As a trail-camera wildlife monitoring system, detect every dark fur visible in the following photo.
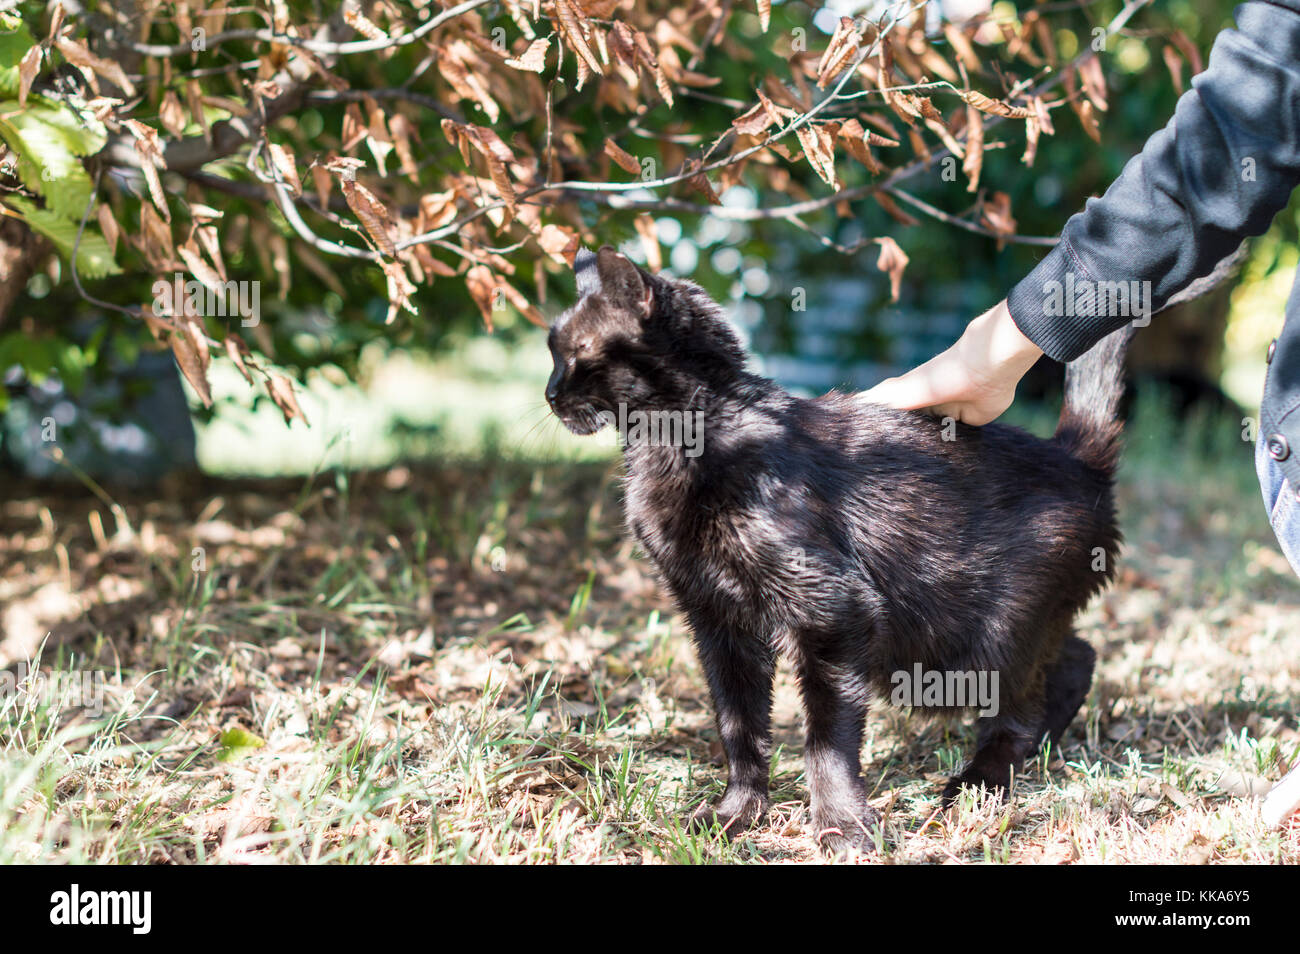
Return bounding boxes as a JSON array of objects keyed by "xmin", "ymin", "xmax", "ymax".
[{"xmin": 546, "ymin": 247, "xmax": 1129, "ymax": 852}]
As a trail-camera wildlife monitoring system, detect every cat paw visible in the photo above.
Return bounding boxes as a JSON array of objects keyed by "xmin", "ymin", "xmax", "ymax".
[
  {"xmin": 812, "ymin": 803, "xmax": 881, "ymax": 857},
  {"xmin": 688, "ymin": 790, "xmax": 769, "ymax": 838}
]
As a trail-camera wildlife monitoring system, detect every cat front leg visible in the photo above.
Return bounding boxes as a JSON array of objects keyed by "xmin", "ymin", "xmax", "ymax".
[
  {"xmin": 795, "ymin": 655, "xmax": 880, "ymax": 855},
  {"xmin": 688, "ymin": 629, "xmax": 775, "ymax": 837}
]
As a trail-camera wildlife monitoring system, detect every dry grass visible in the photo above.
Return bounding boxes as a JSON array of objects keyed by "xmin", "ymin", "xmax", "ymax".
[{"xmin": 1, "ymin": 397, "xmax": 1298, "ymax": 864}]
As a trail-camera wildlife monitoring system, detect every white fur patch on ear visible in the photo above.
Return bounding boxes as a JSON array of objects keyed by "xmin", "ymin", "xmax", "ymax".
[{"xmin": 574, "ymin": 246, "xmax": 600, "ymax": 296}]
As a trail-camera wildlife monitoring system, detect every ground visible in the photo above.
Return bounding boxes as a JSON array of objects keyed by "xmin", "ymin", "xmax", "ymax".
[{"xmin": 1, "ymin": 395, "xmax": 1298, "ymax": 864}]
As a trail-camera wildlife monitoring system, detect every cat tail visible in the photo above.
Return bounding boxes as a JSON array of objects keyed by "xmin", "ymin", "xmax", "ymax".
[{"xmin": 1053, "ymin": 322, "xmax": 1136, "ymax": 474}]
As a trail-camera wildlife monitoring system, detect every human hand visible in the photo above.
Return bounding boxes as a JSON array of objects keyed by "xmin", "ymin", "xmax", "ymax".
[{"xmin": 859, "ymin": 300, "xmax": 1043, "ymax": 426}]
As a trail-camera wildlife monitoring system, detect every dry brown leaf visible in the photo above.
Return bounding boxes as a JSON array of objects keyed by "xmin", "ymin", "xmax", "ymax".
[
  {"xmin": 555, "ymin": 0, "xmax": 603, "ymax": 75},
  {"xmin": 56, "ymin": 35, "xmax": 136, "ymax": 96},
  {"xmin": 224, "ymin": 334, "xmax": 255, "ymax": 385},
  {"xmin": 382, "ymin": 260, "xmax": 418, "ymax": 324},
  {"xmin": 816, "ymin": 17, "xmax": 860, "ymax": 88},
  {"xmin": 1078, "ymin": 55, "xmax": 1108, "ymax": 113},
  {"xmin": 1169, "ymin": 29, "xmax": 1203, "ymax": 75},
  {"xmin": 924, "ymin": 117, "xmax": 965, "ymax": 160},
  {"xmin": 419, "ymin": 191, "xmax": 459, "ymax": 231},
  {"xmin": 732, "ymin": 100, "xmax": 778, "ymax": 137},
  {"xmin": 342, "ymin": 179, "xmax": 397, "ymax": 257},
  {"xmin": 464, "ymin": 264, "xmax": 499, "ymax": 330},
  {"xmin": 1075, "ymin": 98, "xmax": 1101, "ymax": 143},
  {"xmin": 757, "ymin": 0, "xmax": 771, "ymax": 32},
  {"xmin": 159, "ymin": 90, "xmax": 187, "ymax": 138},
  {"xmin": 185, "ymin": 79, "xmax": 210, "ymax": 143},
  {"xmin": 538, "ymin": 223, "xmax": 579, "ymax": 265},
  {"xmin": 838, "ymin": 119, "xmax": 882, "ymax": 174},
  {"xmin": 942, "ymin": 23, "xmax": 980, "ymax": 72},
  {"xmin": 505, "ymin": 37, "xmax": 550, "ymax": 72},
  {"xmin": 442, "ymin": 122, "xmax": 517, "ymax": 213},
  {"xmin": 124, "ymin": 120, "xmax": 170, "ymax": 221},
  {"xmin": 266, "ymin": 373, "xmax": 307, "ymax": 425},
  {"xmin": 652, "ymin": 62, "xmax": 674, "ymax": 107},
  {"xmin": 962, "ymin": 106, "xmax": 983, "ymax": 193},
  {"xmin": 343, "ymin": 6, "xmax": 388, "ymax": 41},
  {"xmin": 365, "ymin": 102, "xmax": 394, "ymax": 176},
  {"xmin": 1163, "ymin": 45, "xmax": 1185, "ymax": 97},
  {"xmin": 473, "ymin": 128, "xmax": 517, "ymax": 214},
  {"xmin": 96, "ymin": 203, "xmax": 120, "ymax": 257},
  {"xmin": 388, "ymin": 114, "xmax": 419, "ymax": 181},
  {"xmin": 311, "ymin": 163, "xmax": 333, "ymax": 210},
  {"xmin": 633, "ymin": 214, "xmax": 661, "ymax": 272},
  {"xmin": 861, "ymin": 112, "xmax": 901, "ymax": 143},
  {"xmin": 342, "ymin": 104, "xmax": 367, "ymax": 151},
  {"xmin": 1031, "ymin": 96, "xmax": 1055, "ymax": 136},
  {"xmin": 18, "ymin": 46, "xmax": 40, "ymax": 108},
  {"xmin": 1022, "ymin": 114, "xmax": 1040, "ymax": 167},
  {"xmin": 139, "ymin": 203, "xmax": 175, "ymax": 267},
  {"xmin": 794, "ymin": 123, "xmax": 839, "ymax": 188},
  {"xmin": 684, "ymin": 161, "xmax": 720, "ymax": 205},
  {"xmin": 960, "ymin": 89, "xmax": 1032, "ymax": 119},
  {"xmin": 267, "ymin": 143, "xmax": 302, "ymax": 197},
  {"xmin": 170, "ymin": 315, "xmax": 212, "ymax": 408},
  {"xmin": 907, "ymin": 127, "xmax": 930, "ymax": 166},
  {"xmin": 1033, "ymin": 15, "xmax": 1058, "ymax": 68},
  {"xmin": 874, "ymin": 237, "xmax": 908, "ymax": 302},
  {"xmin": 604, "ymin": 138, "xmax": 642, "ymax": 176},
  {"xmin": 498, "ymin": 279, "xmax": 546, "ymax": 328},
  {"xmin": 177, "ymin": 240, "xmax": 225, "ymax": 298},
  {"xmin": 193, "ymin": 222, "xmax": 227, "ymax": 282},
  {"xmin": 47, "ymin": 2, "xmax": 65, "ymax": 46},
  {"xmin": 980, "ymin": 191, "xmax": 1017, "ymax": 247}
]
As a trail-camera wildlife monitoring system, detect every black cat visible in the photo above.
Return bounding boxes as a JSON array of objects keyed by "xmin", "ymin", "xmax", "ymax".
[{"xmin": 545, "ymin": 246, "xmax": 1128, "ymax": 853}]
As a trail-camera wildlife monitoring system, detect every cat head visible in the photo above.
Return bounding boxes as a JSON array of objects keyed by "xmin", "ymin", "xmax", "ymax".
[{"xmin": 545, "ymin": 245, "xmax": 747, "ymax": 435}]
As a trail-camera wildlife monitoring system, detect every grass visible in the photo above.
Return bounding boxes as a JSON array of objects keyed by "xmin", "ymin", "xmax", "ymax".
[{"xmin": 1, "ymin": 389, "xmax": 1298, "ymax": 864}]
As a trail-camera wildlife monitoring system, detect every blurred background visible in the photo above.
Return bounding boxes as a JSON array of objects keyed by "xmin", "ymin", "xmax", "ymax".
[{"xmin": 0, "ymin": 0, "xmax": 1284, "ymax": 481}]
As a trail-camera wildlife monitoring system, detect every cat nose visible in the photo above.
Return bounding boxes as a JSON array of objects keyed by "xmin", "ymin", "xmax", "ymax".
[{"xmin": 545, "ymin": 366, "xmax": 562, "ymax": 402}]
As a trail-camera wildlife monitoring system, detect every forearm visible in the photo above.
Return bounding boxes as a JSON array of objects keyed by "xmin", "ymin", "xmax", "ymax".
[{"xmin": 1008, "ymin": 0, "xmax": 1300, "ymax": 361}]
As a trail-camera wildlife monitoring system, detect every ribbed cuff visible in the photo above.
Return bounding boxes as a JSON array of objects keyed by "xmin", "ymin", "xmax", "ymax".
[{"xmin": 1006, "ymin": 238, "xmax": 1109, "ymax": 363}]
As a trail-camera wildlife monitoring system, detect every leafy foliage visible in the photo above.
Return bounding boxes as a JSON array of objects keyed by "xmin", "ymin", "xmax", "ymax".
[{"xmin": 0, "ymin": 0, "xmax": 1222, "ymax": 421}]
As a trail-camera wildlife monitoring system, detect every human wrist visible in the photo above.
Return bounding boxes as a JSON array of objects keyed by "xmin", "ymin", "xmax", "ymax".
[{"xmin": 963, "ymin": 299, "xmax": 1043, "ymax": 382}]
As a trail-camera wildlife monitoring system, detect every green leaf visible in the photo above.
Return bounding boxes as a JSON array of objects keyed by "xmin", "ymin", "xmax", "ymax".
[
  {"xmin": 2, "ymin": 196, "xmax": 122, "ymax": 278},
  {"xmin": 20, "ymin": 98, "xmax": 109, "ymax": 156},
  {"xmin": 0, "ymin": 20, "xmax": 34, "ymax": 96},
  {"xmin": 216, "ymin": 727, "xmax": 266, "ymax": 762},
  {"xmin": 0, "ymin": 331, "xmax": 56, "ymax": 384},
  {"xmin": 0, "ymin": 99, "xmax": 106, "ymax": 220}
]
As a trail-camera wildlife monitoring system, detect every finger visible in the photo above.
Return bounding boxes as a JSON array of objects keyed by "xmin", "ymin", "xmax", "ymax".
[
  {"xmin": 860, "ymin": 366, "xmax": 947, "ymax": 411},
  {"xmin": 929, "ymin": 402, "xmax": 1001, "ymax": 426}
]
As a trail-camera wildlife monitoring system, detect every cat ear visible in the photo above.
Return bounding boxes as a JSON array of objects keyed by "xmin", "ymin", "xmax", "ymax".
[
  {"xmin": 595, "ymin": 246, "xmax": 653, "ymax": 316},
  {"xmin": 574, "ymin": 246, "xmax": 600, "ymax": 297}
]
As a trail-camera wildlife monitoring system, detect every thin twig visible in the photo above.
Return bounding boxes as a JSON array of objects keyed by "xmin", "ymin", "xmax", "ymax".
[{"xmin": 884, "ymin": 186, "xmax": 1059, "ymax": 246}]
